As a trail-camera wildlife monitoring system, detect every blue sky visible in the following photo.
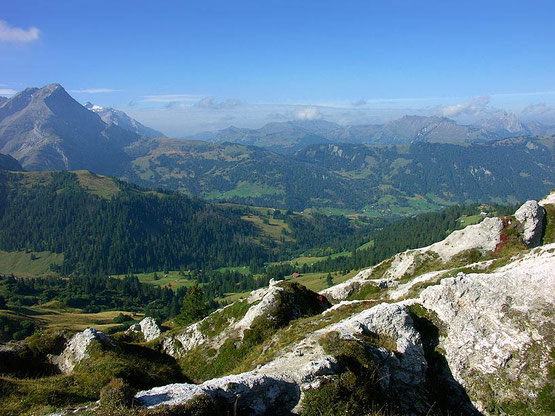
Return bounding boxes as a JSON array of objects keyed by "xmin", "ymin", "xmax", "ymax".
[{"xmin": 1, "ymin": 0, "xmax": 555, "ymax": 134}]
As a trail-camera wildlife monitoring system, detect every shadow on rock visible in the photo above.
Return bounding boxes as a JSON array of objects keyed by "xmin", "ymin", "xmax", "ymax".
[{"xmin": 409, "ymin": 311, "xmax": 483, "ymax": 416}]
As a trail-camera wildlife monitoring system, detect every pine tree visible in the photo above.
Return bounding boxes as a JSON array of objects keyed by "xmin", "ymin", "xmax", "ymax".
[{"xmin": 174, "ymin": 284, "xmax": 210, "ymax": 326}]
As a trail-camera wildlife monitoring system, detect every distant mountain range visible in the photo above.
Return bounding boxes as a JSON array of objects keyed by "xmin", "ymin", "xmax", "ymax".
[
  {"xmin": 194, "ymin": 114, "xmax": 555, "ymax": 153},
  {"xmin": 84, "ymin": 102, "xmax": 165, "ymax": 138},
  {"xmin": 1, "ymin": 84, "xmax": 554, "ymax": 215},
  {"xmin": 471, "ymin": 111, "xmax": 555, "ymax": 138}
]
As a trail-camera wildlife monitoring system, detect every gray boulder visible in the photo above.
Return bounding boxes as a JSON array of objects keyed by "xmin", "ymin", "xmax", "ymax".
[
  {"xmin": 127, "ymin": 317, "xmax": 162, "ymax": 342},
  {"xmin": 137, "ymin": 373, "xmax": 300, "ymax": 415},
  {"xmin": 51, "ymin": 328, "xmax": 114, "ymax": 374},
  {"xmin": 514, "ymin": 200, "xmax": 545, "ymax": 247}
]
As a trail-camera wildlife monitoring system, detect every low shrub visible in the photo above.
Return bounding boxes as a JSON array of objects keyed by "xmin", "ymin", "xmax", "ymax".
[
  {"xmin": 113, "ymin": 313, "xmax": 135, "ymax": 324},
  {"xmin": 301, "ymin": 331, "xmax": 387, "ymax": 416},
  {"xmin": 72, "ymin": 341, "xmax": 186, "ymax": 395},
  {"xmin": 99, "ymin": 378, "xmax": 136, "ymax": 409}
]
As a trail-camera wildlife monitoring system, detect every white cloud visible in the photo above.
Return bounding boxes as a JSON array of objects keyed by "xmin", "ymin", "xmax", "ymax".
[
  {"xmin": 519, "ymin": 103, "xmax": 555, "ymax": 124},
  {"xmin": 352, "ymin": 99, "xmax": 367, "ymax": 107},
  {"xmin": 295, "ymin": 106, "xmax": 322, "ymax": 120},
  {"xmin": 70, "ymin": 88, "xmax": 118, "ymax": 93},
  {"xmin": 521, "ymin": 102, "xmax": 551, "ymax": 116},
  {"xmin": 440, "ymin": 96, "xmax": 490, "ymax": 117},
  {"xmin": 195, "ymin": 96, "xmax": 241, "ymax": 109},
  {"xmin": 0, "ymin": 20, "xmax": 40, "ymax": 43},
  {"xmin": 0, "ymin": 88, "xmax": 17, "ymax": 95},
  {"xmin": 492, "ymin": 90, "xmax": 555, "ymax": 98},
  {"xmin": 142, "ymin": 94, "xmax": 205, "ymax": 103}
]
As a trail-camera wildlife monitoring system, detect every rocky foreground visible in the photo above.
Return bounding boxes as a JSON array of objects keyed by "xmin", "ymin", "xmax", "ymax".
[{"xmin": 25, "ymin": 192, "xmax": 555, "ymax": 415}]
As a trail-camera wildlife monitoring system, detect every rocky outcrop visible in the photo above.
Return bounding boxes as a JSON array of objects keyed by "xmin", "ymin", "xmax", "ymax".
[
  {"xmin": 162, "ymin": 280, "xmax": 330, "ymax": 358},
  {"xmin": 539, "ymin": 190, "xmax": 555, "ymax": 207},
  {"xmin": 50, "ymin": 328, "xmax": 114, "ymax": 374},
  {"xmin": 515, "ymin": 200, "xmax": 545, "ymax": 247},
  {"xmin": 138, "ymin": 302, "xmax": 428, "ymax": 415},
  {"xmin": 146, "ymin": 243, "xmax": 554, "ymax": 415},
  {"xmin": 321, "ymin": 216, "xmax": 504, "ymax": 301},
  {"xmin": 415, "ymin": 243, "xmax": 555, "ymax": 414},
  {"xmin": 126, "ymin": 317, "xmax": 162, "ymax": 342},
  {"xmin": 137, "ymin": 374, "xmax": 301, "ymax": 415},
  {"xmin": 161, "ymin": 319, "xmax": 209, "ymax": 357},
  {"xmin": 427, "ymin": 217, "xmax": 504, "ymax": 261}
]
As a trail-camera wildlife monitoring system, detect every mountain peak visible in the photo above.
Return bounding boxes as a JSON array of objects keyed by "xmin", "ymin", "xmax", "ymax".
[
  {"xmin": 43, "ymin": 83, "xmax": 64, "ymax": 91},
  {"xmin": 0, "ymin": 83, "xmax": 140, "ymax": 173},
  {"xmin": 83, "ymin": 101, "xmax": 164, "ymax": 137}
]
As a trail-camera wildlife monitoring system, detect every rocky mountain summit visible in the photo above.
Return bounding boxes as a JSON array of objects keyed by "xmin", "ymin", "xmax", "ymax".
[
  {"xmin": 7, "ymin": 193, "xmax": 555, "ymax": 416},
  {"xmin": 0, "ymin": 84, "xmax": 139, "ymax": 174},
  {"xmin": 201, "ymin": 115, "xmax": 499, "ymax": 153},
  {"xmin": 84, "ymin": 102, "xmax": 165, "ymax": 138}
]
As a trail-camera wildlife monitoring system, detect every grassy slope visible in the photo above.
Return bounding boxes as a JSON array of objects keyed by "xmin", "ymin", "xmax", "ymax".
[
  {"xmin": 1, "ymin": 304, "xmax": 143, "ymax": 333},
  {"xmin": 110, "ymin": 271, "xmax": 199, "ymax": 290},
  {"xmin": 0, "ymin": 250, "xmax": 63, "ymax": 277},
  {"xmin": 73, "ymin": 170, "xmax": 121, "ymax": 199},
  {"xmin": 203, "ymin": 181, "xmax": 283, "ymax": 200}
]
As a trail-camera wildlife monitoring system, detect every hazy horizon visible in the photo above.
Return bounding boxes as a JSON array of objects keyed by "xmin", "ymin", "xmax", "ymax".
[{"xmin": 2, "ymin": 0, "xmax": 555, "ymax": 135}]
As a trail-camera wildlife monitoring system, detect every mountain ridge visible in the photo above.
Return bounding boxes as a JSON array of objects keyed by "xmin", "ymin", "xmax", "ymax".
[
  {"xmin": 1, "ymin": 84, "xmax": 554, "ymax": 214},
  {"xmin": 0, "ymin": 153, "xmax": 23, "ymax": 171},
  {"xmin": 196, "ymin": 113, "xmax": 555, "ymax": 153},
  {"xmin": 84, "ymin": 101, "xmax": 165, "ymax": 138},
  {"xmin": 0, "ymin": 83, "xmax": 138, "ymax": 175}
]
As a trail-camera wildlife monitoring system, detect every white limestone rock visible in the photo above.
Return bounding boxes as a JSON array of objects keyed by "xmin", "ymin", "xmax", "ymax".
[
  {"xmin": 52, "ymin": 328, "xmax": 114, "ymax": 374},
  {"xmin": 137, "ymin": 373, "xmax": 300, "ymax": 414},
  {"xmin": 127, "ymin": 317, "xmax": 162, "ymax": 342},
  {"xmin": 161, "ymin": 320, "xmax": 209, "ymax": 357},
  {"xmin": 427, "ymin": 216, "xmax": 503, "ymax": 262},
  {"xmin": 418, "ymin": 244, "xmax": 555, "ymax": 413},
  {"xmin": 235, "ymin": 284, "xmax": 286, "ymax": 333},
  {"xmin": 539, "ymin": 190, "xmax": 555, "ymax": 207},
  {"xmin": 139, "ymin": 303, "xmax": 427, "ymax": 414},
  {"xmin": 514, "ymin": 200, "xmax": 545, "ymax": 247},
  {"xmin": 321, "ymin": 217, "xmax": 504, "ymax": 302}
]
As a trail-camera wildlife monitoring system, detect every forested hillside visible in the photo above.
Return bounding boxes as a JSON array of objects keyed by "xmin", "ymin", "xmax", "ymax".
[
  {"xmin": 294, "ymin": 138, "xmax": 554, "ymax": 213},
  {"xmin": 0, "ymin": 171, "xmax": 266, "ymax": 275},
  {"xmin": 0, "ymin": 153, "xmax": 23, "ymax": 171},
  {"xmin": 0, "ymin": 170, "xmax": 387, "ymax": 278},
  {"xmin": 123, "ymin": 136, "xmax": 554, "ymax": 214},
  {"xmin": 122, "ymin": 138, "xmax": 373, "ymax": 211}
]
